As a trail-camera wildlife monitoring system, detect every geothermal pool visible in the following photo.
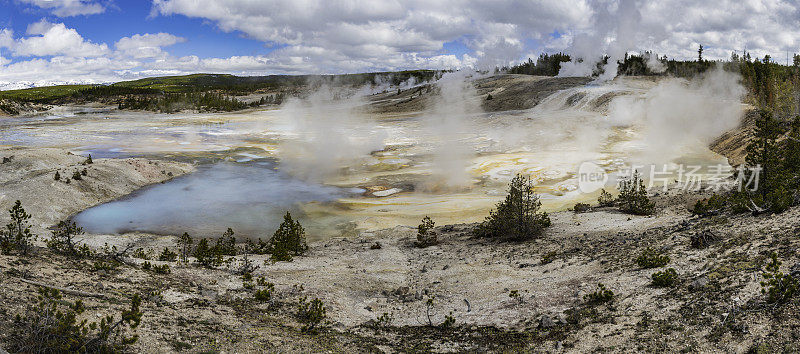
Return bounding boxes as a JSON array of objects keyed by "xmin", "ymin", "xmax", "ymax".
[{"xmin": 0, "ymin": 74, "xmax": 740, "ymax": 240}]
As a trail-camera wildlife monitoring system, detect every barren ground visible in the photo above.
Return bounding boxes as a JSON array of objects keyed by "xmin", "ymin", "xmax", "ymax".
[{"xmin": 1, "ymin": 147, "xmax": 800, "ymax": 353}]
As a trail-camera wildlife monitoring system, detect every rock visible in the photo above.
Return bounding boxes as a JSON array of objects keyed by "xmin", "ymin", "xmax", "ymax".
[
  {"xmin": 95, "ymin": 281, "xmax": 104, "ymax": 290},
  {"xmin": 394, "ymin": 286, "xmax": 410, "ymax": 296},
  {"xmin": 689, "ymin": 275, "xmax": 708, "ymax": 291},
  {"xmin": 539, "ymin": 315, "xmax": 556, "ymax": 329}
]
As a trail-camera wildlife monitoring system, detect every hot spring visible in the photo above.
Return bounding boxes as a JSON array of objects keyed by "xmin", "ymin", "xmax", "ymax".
[{"xmin": 1, "ymin": 72, "xmax": 743, "ymax": 239}]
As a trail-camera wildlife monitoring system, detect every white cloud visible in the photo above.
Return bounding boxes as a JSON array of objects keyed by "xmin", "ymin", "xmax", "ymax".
[
  {"xmin": 13, "ymin": 20, "xmax": 109, "ymax": 57},
  {"xmin": 115, "ymin": 33, "xmax": 186, "ymax": 58},
  {"xmin": 4, "ymin": 0, "xmax": 800, "ymax": 89},
  {"xmin": 0, "ymin": 29, "xmax": 13, "ymax": 49},
  {"xmin": 19, "ymin": 0, "xmax": 105, "ymax": 17}
]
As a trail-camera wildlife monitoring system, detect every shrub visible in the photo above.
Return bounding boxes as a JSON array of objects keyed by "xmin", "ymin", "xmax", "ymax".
[
  {"xmin": 597, "ymin": 189, "xmax": 615, "ymax": 207},
  {"xmin": 132, "ymin": 248, "xmax": 151, "ymax": 260},
  {"xmin": 1, "ymin": 200, "xmax": 36, "ymax": 255},
  {"xmin": 617, "ymin": 170, "xmax": 654, "ymax": 215},
  {"xmin": 760, "ymin": 252, "xmax": 798, "ymax": 304},
  {"xmin": 584, "ymin": 283, "xmax": 614, "ymax": 304},
  {"xmin": 84, "ymin": 154, "xmax": 93, "ymax": 165},
  {"xmin": 47, "ymin": 220, "xmax": 91, "ymax": 258},
  {"xmin": 269, "ymin": 212, "xmax": 308, "ymax": 262},
  {"xmin": 8, "ymin": 288, "xmax": 142, "ymax": 353},
  {"xmin": 72, "ymin": 170, "xmax": 82, "ymax": 181},
  {"xmin": 690, "ymin": 194, "xmax": 727, "ymax": 217},
  {"xmin": 651, "ymin": 268, "xmax": 678, "ymax": 287},
  {"xmin": 254, "ymin": 282, "xmax": 275, "ymax": 302},
  {"xmin": 158, "ymin": 247, "xmax": 178, "ymax": 262},
  {"xmin": 415, "ymin": 215, "xmax": 437, "ymax": 247},
  {"xmin": 541, "ymin": 251, "xmax": 558, "ymax": 265},
  {"xmin": 635, "ymin": 247, "xmax": 670, "ymax": 268},
  {"xmin": 142, "ymin": 261, "xmax": 171, "ymax": 274},
  {"xmin": 573, "ymin": 202, "xmax": 591, "ymax": 213},
  {"xmin": 474, "ymin": 174, "xmax": 551, "ymax": 241},
  {"xmin": 297, "ymin": 296, "xmax": 327, "ymax": 333},
  {"xmin": 441, "ymin": 312, "xmax": 456, "ymax": 329},
  {"xmin": 54, "ymin": 171, "xmax": 60, "ymax": 181},
  {"xmin": 193, "ymin": 238, "xmax": 223, "ymax": 268},
  {"xmin": 93, "ymin": 259, "xmax": 120, "ymax": 272},
  {"xmin": 374, "ymin": 312, "xmax": 394, "ymax": 327}
]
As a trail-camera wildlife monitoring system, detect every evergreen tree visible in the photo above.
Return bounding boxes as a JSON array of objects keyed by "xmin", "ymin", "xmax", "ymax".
[
  {"xmin": 617, "ymin": 170, "xmax": 655, "ymax": 215},
  {"xmin": 268, "ymin": 212, "xmax": 308, "ymax": 262},
  {"xmin": 1, "ymin": 200, "xmax": 36, "ymax": 255},
  {"xmin": 474, "ymin": 174, "xmax": 551, "ymax": 241}
]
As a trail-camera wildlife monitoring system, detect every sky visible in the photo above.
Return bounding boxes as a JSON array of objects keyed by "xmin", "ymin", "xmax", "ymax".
[{"xmin": 0, "ymin": 0, "xmax": 799, "ymax": 89}]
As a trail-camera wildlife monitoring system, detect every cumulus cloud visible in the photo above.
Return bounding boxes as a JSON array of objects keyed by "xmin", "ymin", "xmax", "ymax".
[
  {"xmin": 3, "ymin": 0, "xmax": 800, "ymax": 88},
  {"xmin": 13, "ymin": 20, "xmax": 109, "ymax": 57},
  {"xmin": 115, "ymin": 33, "xmax": 186, "ymax": 58},
  {"xmin": 19, "ymin": 0, "xmax": 105, "ymax": 17}
]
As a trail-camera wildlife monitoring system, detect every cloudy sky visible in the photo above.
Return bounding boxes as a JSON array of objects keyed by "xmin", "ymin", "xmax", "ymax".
[{"xmin": 0, "ymin": 0, "xmax": 798, "ymax": 89}]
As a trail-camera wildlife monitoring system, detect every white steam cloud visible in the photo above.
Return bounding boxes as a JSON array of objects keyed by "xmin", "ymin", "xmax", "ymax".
[
  {"xmin": 607, "ymin": 65, "xmax": 745, "ymax": 163},
  {"xmin": 275, "ymin": 86, "xmax": 387, "ymax": 181}
]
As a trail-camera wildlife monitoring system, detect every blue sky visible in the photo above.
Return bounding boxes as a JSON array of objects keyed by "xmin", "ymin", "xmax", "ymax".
[
  {"xmin": 0, "ymin": 0, "xmax": 798, "ymax": 89},
  {"xmin": 1, "ymin": 1, "xmax": 279, "ymax": 59}
]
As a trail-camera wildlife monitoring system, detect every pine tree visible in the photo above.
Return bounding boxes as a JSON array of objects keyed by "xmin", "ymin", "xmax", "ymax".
[
  {"xmin": 617, "ymin": 170, "xmax": 655, "ymax": 215},
  {"xmin": 474, "ymin": 174, "xmax": 551, "ymax": 241},
  {"xmin": 268, "ymin": 212, "xmax": 308, "ymax": 262},
  {"xmin": 742, "ymin": 110, "xmax": 793, "ymax": 212},
  {"xmin": 1, "ymin": 200, "xmax": 36, "ymax": 255},
  {"xmin": 178, "ymin": 232, "xmax": 193, "ymax": 263}
]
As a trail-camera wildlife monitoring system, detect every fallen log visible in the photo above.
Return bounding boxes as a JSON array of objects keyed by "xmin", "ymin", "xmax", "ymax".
[{"xmin": 16, "ymin": 277, "xmax": 106, "ymax": 299}]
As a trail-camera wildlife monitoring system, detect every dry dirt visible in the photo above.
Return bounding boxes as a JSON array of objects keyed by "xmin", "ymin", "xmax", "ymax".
[{"xmin": 1, "ymin": 146, "xmax": 800, "ymax": 352}]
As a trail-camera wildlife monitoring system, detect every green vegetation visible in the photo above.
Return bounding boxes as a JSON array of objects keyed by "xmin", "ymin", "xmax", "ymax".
[
  {"xmin": 118, "ymin": 92, "xmax": 250, "ymax": 113},
  {"xmin": 254, "ymin": 280, "xmax": 275, "ymax": 302},
  {"xmin": 734, "ymin": 111, "xmax": 798, "ymax": 213},
  {"xmin": 541, "ymin": 251, "xmax": 558, "ymax": 265},
  {"xmin": 8, "ymin": 288, "xmax": 142, "ymax": 353},
  {"xmin": 1, "ymin": 200, "xmax": 36, "ymax": 255},
  {"xmin": 760, "ymin": 252, "xmax": 798, "ymax": 304},
  {"xmin": 141, "ymin": 261, "xmax": 171, "ymax": 274},
  {"xmin": 617, "ymin": 170, "xmax": 655, "ymax": 215},
  {"xmin": 474, "ymin": 174, "xmax": 551, "ymax": 241},
  {"xmin": 635, "ymin": 247, "xmax": 670, "ymax": 269},
  {"xmin": 193, "ymin": 238, "xmax": 224, "ymax": 268},
  {"xmin": 47, "ymin": 220, "xmax": 92, "ymax": 258},
  {"xmin": 690, "ymin": 194, "xmax": 727, "ymax": 217},
  {"xmin": 573, "ymin": 202, "xmax": 591, "ymax": 213},
  {"xmin": 268, "ymin": 212, "xmax": 308, "ymax": 262},
  {"xmin": 178, "ymin": 232, "xmax": 193, "ymax": 263},
  {"xmin": 441, "ymin": 312, "xmax": 456, "ymax": 329},
  {"xmin": 584, "ymin": 283, "xmax": 614, "ymax": 304},
  {"xmin": 158, "ymin": 247, "xmax": 178, "ymax": 262},
  {"xmin": 506, "ymin": 53, "xmax": 571, "ymax": 76},
  {"xmin": 296, "ymin": 296, "xmax": 327, "ymax": 333},
  {"xmin": 415, "ymin": 215, "xmax": 438, "ymax": 247},
  {"xmin": 597, "ymin": 189, "xmax": 615, "ymax": 207},
  {"xmin": 651, "ymin": 268, "xmax": 678, "ymax": 287}
]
